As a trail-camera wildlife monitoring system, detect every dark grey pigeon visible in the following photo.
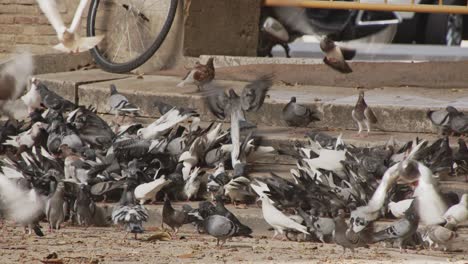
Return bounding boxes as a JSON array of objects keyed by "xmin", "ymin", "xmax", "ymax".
[
  {"xmin": 203, "ymin": 214, "xmax": 251, "ymax": 248},
  {"xmin": 214, "ymin": 195, "xmax": 252, "ymax": 237},
  {"xmin": 320, "ymin": 36, "xmax": 356, "ymax": 74},
  {"xmin": 282, "ymin": 96, "xmax": 320, "ymax": 127},
  {"xmin": 427, "ymin": 108, "xmax": 451, "ymax": 134},
  {"xmin": 162, "ymin": 195, "xmax": 190, "ymax": 237},
  {"xmin": 73, "ymin": 184, "xmax": 96, "ymax": 227},
  {"xmin": 333, "ymin": 209, "xmax": 371, "ymax": 256},
  {"xmin": 352, "ymin": 91, "xmax": 379, "ymax": 136},
  {"xmin": 371, "ymin": 199, "xmax": 420, "ymax": 252},
  {"xmin": 35, "ymin": 80, "xmax": 76, "ymax": 112},
  {"xmin": 446, "ymin": 106, "xmax": 468, "ymax": 135}
]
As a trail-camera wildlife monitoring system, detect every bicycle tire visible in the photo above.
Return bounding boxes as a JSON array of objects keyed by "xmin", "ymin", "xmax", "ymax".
[{"xmin": 86, "ymin": 0, "xmax": 178, "ymax": 73}]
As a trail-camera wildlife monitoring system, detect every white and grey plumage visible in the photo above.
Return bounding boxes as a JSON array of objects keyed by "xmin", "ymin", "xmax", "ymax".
[
  {"xmin": 36, "ymin": 0, "xmax": 104, "ymax": 53},
  {"xmin": 388, "ymin": 199, "xmax": 413, "ymax": 218},
  {"xmin": 134, "ymin": 176, "xmax": 172, "ymax": 205},
  {"xmin": 312, "ymin": 215, "xmax": 335, "ymax": 243},
  {"xmin": 422, "ymin": 225, "xmax": 457, "ymax": 251},
  {"xmin": 183, "ymin": 167, "xmax": 204, "ymax": 201},
  {"xmin": 352, "ymin": 91, "xmax": 379, "ymax": 136},
  {"xmin": 137, "ymin": 108, "xmax": 197, "ymax": 140},
  {"xmin": 320, "ymin": 36, "xmax": 356, "ymax": 74},
  {"xmin": 259, "ymin": 195, "xmax": 309, "ymax": 239},
  {"xmin": 443, "ymin": 193, "xmax": 468, "ymax": 226},
  {"xmin": 282, "ymin": 96, "xmax": 320, "ymax": 127},
  {"xmin": 108, "ymin": 84, "xmax": 140, "ymax": 117}
]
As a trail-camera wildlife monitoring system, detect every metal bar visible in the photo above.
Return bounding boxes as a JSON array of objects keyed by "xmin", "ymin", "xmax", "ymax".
[{"xmin": 264, "ymin": 0, "xmax": 468, "ymax": 14}]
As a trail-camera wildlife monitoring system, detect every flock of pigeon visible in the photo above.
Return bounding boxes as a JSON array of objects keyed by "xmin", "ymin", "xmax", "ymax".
[{"xmin": 0, "ymin": 49, "xmax": 466, "ymax": 256}]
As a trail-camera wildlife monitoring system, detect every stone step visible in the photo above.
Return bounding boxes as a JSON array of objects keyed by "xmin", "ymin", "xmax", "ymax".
[{"xmin": 36, "ymin": 69, "xmax": 468, "ymax": 134}]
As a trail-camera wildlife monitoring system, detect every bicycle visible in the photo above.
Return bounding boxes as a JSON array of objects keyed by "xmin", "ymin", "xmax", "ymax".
[{"xmin": 86, "ymin": 0, "xmax": 179, "ymax": 73}]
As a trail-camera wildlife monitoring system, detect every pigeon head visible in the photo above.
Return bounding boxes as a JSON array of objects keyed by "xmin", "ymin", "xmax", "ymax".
[
  {"xmin": 337, "ymin": 209, "xmax": 346, "ymax": 218},
  {"xmin": 290, "ymin": 97, "xmax": 296, "ymax": 103},
  {"xmin": 397, "ymin": 159, "xmax": 420, "ymax": 184},
  {"xmin": 320, "ymin": 36, "xmax": 335, "ymax": 52},
  {"xmin": 446, "ymin": 106, "xmax": 462, "ymax": 116},
  {"xmin": 228, "ymin": 89, "xmax": 239, "ymax": 99},
  {"xmin": 110, "ymin": 84, "xmax": 118, "ymax": 95}
]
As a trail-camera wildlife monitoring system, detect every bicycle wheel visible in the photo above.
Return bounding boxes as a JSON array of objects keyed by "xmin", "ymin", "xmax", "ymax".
[{"xmin": 87, "ymin": 0, "xmax": 178, "ymax": 73}]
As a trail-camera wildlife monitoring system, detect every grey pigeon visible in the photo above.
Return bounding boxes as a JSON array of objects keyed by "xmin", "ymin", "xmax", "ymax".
[
  {"xmin": 282, "ymin": 96, "xmax": 320, "ymax": 127},
  {"xmin": 35, "ymin": 80, "xmax": 76, "ymax": 112},
  {"xmin": 313, "ymin": 214, "xmax": 335, "ymax": 243},
  {"xmin": 446, "ymin": 106, "xmax": 468, "ymax": 135},
  {"xmin": 372, "ymin": 199, "xmax": 420, "ymax": 252},
  {"xmin": 162, "ymin": 195, "xmax": 191, "ymax": 237},
  {"xmin": 108, "ymin": 84, "xmax": 139, "ymax": 118},
  {"xmin": 214, "ymin": 195, "xmax": 253, "ymax": 237},
  {"xmin": 352, "ymin": 91, "xmax": 379, "ymax": 136},
  {"xmin": 111, "ymin": 181, "xmax": 149, "ymax": 239},
  {"xmin": 45, "ymin": 181, "xmax": 67, "ymax": 231},
  {"xmin": 202, "ymin": 214, "xmax": 251, "ymax": 248},
  {"xmin": 422, "ymin": 225, "xmax": 457, "ymax": 251},
  {"xmin": 320, "ymin": 36, "xmax": 356, "ymax": 74},
  {"xmin": 333, "ymin": 209, "xmax": 371, "ymax": 256},
  {"xmin": 427, "ymin": 108, "xmax": 451, "ymax": 135},
  {"xmin": 73, "ymin": 184, "xmax": 96, "ymax": 227}
]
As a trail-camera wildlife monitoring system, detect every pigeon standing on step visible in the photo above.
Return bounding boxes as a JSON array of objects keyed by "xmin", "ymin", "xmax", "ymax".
[
  {"xmin": 45, "ymin": 181, "xmax": 67, "ymax": 231},
  {"xmin": 443, "ymin": 193, "xmax": 467, "ymax": 227},
  {"xmin": 446, "ymin": 106, "xmax": 468, "ymax": 136},
  {"xmin": 259, "ymin": 194, "xmax": 309, "ymax": 239},
  {"xmin": 108, "ymin": 84, "xmax": 140, "ymax": 122},
  {"xmin": 352, "ymin": 91, "xmax": 379, "ymax": 137},
  {"xmin": 320, "ymin": 36, "xmax": 356, "ymax": 74},
  {"xmin": 202, "ymin": 214, "xmax": 251, "ymax": 248},
  {"xmin": 371, "ymin": 198, "xmax": 420, "ymax": 252},
  {"xmin": 36, "ymin": 0, "xmax": 104, "ymax": 53},
  {"xmin": 427, "ymin": 108, "xmax": 451, "ymax": 135},
  {"xmin": 281, "ymin": 96, "xmax": 320, "ymax": 127},
  {"xmin": 178, "ymin": 58, "xmax": 215, "ymax": 90}
]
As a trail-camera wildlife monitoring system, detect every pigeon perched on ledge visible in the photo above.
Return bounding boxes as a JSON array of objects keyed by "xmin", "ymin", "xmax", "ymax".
[
  {"xmin": 282, "ymin": 96, "xmax": 320, "ymax": 127},
  {"xmin": 178, "ymin": 58, "xmax": 215, "ymax": 90}
]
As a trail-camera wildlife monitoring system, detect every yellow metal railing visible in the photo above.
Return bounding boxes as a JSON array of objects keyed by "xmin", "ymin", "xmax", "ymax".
[{"xmin": 264, "ymin": 0, "xmax": 468, "ymax": 14}]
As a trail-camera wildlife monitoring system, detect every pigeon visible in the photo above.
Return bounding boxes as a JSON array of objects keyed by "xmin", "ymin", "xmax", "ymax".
[
  {"xmin": 111, "ymin": 181, "xmax": 149, "ymax": 240},
  {"xmin": 60, "ymin": 145, "xmax": 90, "ymax": 184},
  {"xmin": 202, "ymin": 214, "xmax": 251, "ymax": 248},
  {"xmin": 453, "ymin": 138, "xmax": 468, "ymax": 180},
  {"xmin": 162, "ymin": 195, "xmax": 191, "ymax": 237},
  {"xmin": 333, "ymin": 209, "xmax": 371, "ymax": 256},
  {"xmin": 446, "ymin": 106, "xmax": 468, "ymax": 135},
  {"xmin": 45, "ymin": 181, "xmax": 67, "ymax": 231},
  {"xmin": 213, "ymin": 195, "xmax": 253, "ymax": 236},
  {"xmin": 153, "ymin": 100, "xmax": 196, "ymax": 116},
  {"xmin": 388, "ymin": 199, "xmax": 413, "ymax": 218},
  {"xmin": 183, "ymin": 167, "xmax": 204, "ymax": 201},
  {"xmin": 371, "ymin": 199, "xmax": 420, "ymax": 252},
  {"xmin": 281, "ymin": 96, "xmax": 320, "ymax": 127},
  {"xmin": 352, "ymin": 91, "xmax": 379, "ymax": 137},
  {"xmin": 0, "ymin": 53, "xmax": 34, "ymax": 117},
  {"xmin": 178, "ymin": 58, "xmax": 215, "ymax": 90},
  {"xmin": 36, "ymin": 0, "xmax": 104, "ymax": 53},
  {"xmin": 320, "ymin": 36, "xmax": 356, "ymax": 74},
  {"xmin": 422, "ymin": 225, "xmax": 457, "ymax": 251},
  {"xmin": 427, "ymin": 108, "xmax": 451, "ymax": 135},
  {"xmin": 134, "ymin": 176, "xmax": 172, "ymax": 205},
  {"xmin": 108, "ymin": 84, "xmax": 140, "ymax": 120},
  {"xmin": 312, "ymin": 214, "xmax": 335, "ymax": 243},
  {"xmin": 137, "ymin": 107, "xmax": 197, "ymax": 139},
  {"xmin": 259, "ymin": 194, "xmax": 309, "ymax": 239},
  {"xmin": 25, "ymin": 79, "xmax": 76, "ymax": 112},
  {"xmin": 443, "ymin": 193, "xmax": 468, "ymax": 227},
  {"xmin": 73, "ymin": 184, "xmax": 96, "ymax": 227}
]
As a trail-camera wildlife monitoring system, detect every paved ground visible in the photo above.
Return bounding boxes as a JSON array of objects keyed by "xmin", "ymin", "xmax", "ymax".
[{"xmin": 1, "ymin": 219, "xmax": 467, "ymax": 264}]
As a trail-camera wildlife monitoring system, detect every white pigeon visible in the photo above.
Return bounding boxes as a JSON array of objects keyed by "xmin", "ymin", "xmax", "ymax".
[
  {"xmin": 443, "ymin": 193, "xmax": 468, "ymax": 225},
  {"xmin": 21, "ymin": 78, "xmax": 43, "ymax": 113},
  {"xmin": 0, "ymin": 175, "xmax": 46, "ymax": 233},
  {"xmin": 36, "ymin": 0, "xmax": 104, "ymax": 53},
  {"xmin": 137, "ymin": 108, "xmax": 195, "ymax": 139},
  {"xmin": 134, "ymin": 177, "xmax": 172, "ymax": 205},
  {"xmin": 388, "ymin": 199, "xmax": 413, "ymax": 218},
  {"xmin": 183, "ymin": 167, "xmax": 203, "ymax": 201},
  {"xmin": 303, "ymin": 148, "xmax": 347, "ymax": 177},
  {"xmin": 259, "ymin": 195, "xmax": 309, "ymax": 239}
]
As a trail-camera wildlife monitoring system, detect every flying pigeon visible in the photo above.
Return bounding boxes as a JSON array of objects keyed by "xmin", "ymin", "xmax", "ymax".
[
  {"xmin": 371, "ymin": 199, "xmax": 420, "ymax": 252},
  {"xmin": 259, "ymin": 194, "xmax": 309, "ymax": 239},
  {"xmin": 36, "ymin": 0, "xmax": 104, "ymax": 53},
  {"xmin": 108, "ymin": 84, "xmax": 140, "ymax": 121},
  {"xmin": 352, "ymin": 91, "xmax": 379, "ymax": 137},
  {"xmin": 320, "ymin": 36, "xmax": 356, "ymax": 74},
  {"xmin": 178, "ymin": 57, "xmax": 215, "ymax": 90},
  {"xmin": 281, "ymin": 96, "xmax": 320, "ymax": 127}
]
